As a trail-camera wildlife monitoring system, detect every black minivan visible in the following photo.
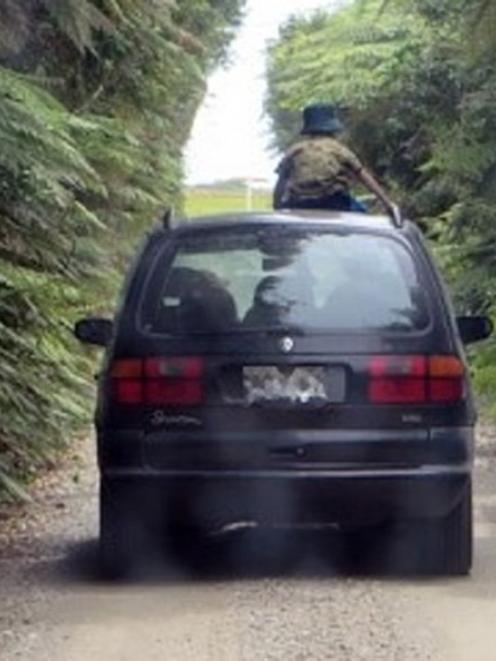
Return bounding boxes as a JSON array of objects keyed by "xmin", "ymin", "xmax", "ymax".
[{"xmin": 75, "ymin": 211, "xmax": 492, "ymax": 576}]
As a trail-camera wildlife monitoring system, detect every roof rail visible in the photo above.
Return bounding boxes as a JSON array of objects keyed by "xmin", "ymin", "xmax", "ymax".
[{"xmin": 390, "ymin": 204, "xmax": 404, "ymax": 229}]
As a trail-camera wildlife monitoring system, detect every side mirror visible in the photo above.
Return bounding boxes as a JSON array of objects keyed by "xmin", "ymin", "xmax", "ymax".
[
  {"xmin": 457, "ymin": 315, "xmax": 493, "ymax": 345},
  {"xmin": 74, "ymin": 318, "xmax": 114, "ymax": 347}
]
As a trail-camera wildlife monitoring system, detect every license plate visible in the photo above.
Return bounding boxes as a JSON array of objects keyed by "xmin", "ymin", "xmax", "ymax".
[{"xmin": 244, "ymin": 366, "xmax": 329, "ymax": 404}]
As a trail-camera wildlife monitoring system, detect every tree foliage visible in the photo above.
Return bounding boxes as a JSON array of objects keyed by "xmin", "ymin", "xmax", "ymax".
[
  {"xmin": 0, "ymin": 0, "xmax": 244, "ymax": 499},
  {"xmin": 266, "ymin": 0, "xmax": 496, "ymax": 410}
]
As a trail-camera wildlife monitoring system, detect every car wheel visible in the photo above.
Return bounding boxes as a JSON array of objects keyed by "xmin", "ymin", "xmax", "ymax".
[
  {"xmin": 395, "ymin": 482, "xmax": 472, "ymax": 576},
  {"xmin": 435, "ymin": 481, "xmax": 472, "ymax": 576},
  {"xmin": 99, "ymin": 480, "xmax": 149, "ymax": 580},
  {"xmin": 341, "ymin": 482, "xmax": 472, "ymax": 576}
]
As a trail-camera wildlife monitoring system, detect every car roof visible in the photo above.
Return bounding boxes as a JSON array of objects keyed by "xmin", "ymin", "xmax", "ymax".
[{"xmin": 149, "ymin": 210, "xmax": 421, "ymax": 243}]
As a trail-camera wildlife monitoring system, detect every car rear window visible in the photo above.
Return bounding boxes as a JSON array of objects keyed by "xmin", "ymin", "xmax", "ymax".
[{"xmin": 141, "ymin": 227, "xmax": 430, "ymax": 335}]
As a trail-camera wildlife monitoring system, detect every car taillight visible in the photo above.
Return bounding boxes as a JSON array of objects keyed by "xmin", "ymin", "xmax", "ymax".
[
  {"xmin": 428, "ymin": 356, "xmax": 464, "ymax": 403},
  {"xmin": 110, "ymin": 357, "xmax": 205, "ymax": 406},
  {"xmin": 368, "ymin": 355, "xmax": 465, "ymax": 404}
]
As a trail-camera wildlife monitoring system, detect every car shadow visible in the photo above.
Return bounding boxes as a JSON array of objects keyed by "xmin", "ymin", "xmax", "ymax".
[{"xmin": 35, "ymin": 526, "xmax": 459, "ymax": 587}]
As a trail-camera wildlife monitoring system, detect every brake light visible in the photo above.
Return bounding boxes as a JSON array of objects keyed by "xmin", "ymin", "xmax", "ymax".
[
  {"xmin": 368, "ymin": 355, "xmax": 465, "ymax": 404},
  {"xmin": 430, "ymin": 379, "xmax": 463, "ymax": 403},
  {"xmin": 145, "ymin": 380, "xmax": 203, "ymax": 406},
  {"xmin": 110, "ymin": 357, "xmax": 205, "ymax": 406},
  {"xmin": 369, "ymin": 378, "xmax": 427, "ymax": 404},
  {"xmin": 114, "ymin": 380, "xmax": 143, "ymax": 404}
]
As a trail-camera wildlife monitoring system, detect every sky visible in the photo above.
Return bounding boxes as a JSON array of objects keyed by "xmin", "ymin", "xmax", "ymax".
[{"xmin": 185, "ymin": 0, "xmax": 344, "ymax": 186}]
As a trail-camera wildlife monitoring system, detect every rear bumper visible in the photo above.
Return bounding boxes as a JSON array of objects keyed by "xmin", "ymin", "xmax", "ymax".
[
  {"xmin": 99, "ymin": 426, "xmax": 473, "ymax": 526},
  {"xmin": 102, "ymin": 466, "xmax": 470, "ymax": 526}
]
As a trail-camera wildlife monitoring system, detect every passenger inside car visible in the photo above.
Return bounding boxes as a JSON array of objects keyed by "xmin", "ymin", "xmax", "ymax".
[
  {"xmin": 243, "ymin": 276, "xmax": 294, "ymax": 328},
  {"xmin": 155, "ymin": 266, "xmax": 239, "ymax": 334},
  {"xmin": 243, "ymin": 274, "xmax": 312, "ymax": 329},
  {"xmin": 149, "ymin": 230, "xmax": 430, "ymax": 336}
]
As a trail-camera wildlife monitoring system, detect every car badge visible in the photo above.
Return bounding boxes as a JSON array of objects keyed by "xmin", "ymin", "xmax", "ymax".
[{"xmin": 280, "ymin": 337, "xmax": 294, "ymax": 353}]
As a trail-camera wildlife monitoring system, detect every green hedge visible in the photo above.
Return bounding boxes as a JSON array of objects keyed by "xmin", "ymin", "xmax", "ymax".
[
  {"xmin": 0, "ymin": 0, "xmax": 245, "ymax": 500},
  {"xmin": 266, "ymin": 0, "xmax": 496, "ymax": 409}
]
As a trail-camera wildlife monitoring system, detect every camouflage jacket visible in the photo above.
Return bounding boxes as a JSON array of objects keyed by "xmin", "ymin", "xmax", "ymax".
[{"xmin": 275, "ymin": 136, "xmax": 363, "ymax": 202}]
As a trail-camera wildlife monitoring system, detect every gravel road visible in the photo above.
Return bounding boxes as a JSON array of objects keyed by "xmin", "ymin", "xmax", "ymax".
[{"xmin": 1, "ymin": 428, "xmax": 496, "ymax": 661}]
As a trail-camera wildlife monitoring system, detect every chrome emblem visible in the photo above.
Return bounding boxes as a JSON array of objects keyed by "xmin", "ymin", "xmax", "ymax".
[
  {"xmin": 150, "ymin": 411, "xmax": 202, "ymax": 428},
  {"xmin": 280, "ymin": 337, "xmax": 294, "ymax": 353}
]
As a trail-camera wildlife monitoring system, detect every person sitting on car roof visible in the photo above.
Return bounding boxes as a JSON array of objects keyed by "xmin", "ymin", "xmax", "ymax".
[{"xmin": 273, "ymin": 103, "xmax": 395, "ymax": 216}]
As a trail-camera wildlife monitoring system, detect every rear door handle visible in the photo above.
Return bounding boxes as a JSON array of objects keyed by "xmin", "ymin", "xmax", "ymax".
[{"xmin": 269, "ymin": 446, "xmax": 307, "ymax": 459}]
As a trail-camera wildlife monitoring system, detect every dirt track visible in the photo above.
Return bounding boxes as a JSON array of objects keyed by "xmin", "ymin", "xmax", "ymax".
[{"xmin": 1, "ymin": 427, "xmax": 496, "ymax": 661}]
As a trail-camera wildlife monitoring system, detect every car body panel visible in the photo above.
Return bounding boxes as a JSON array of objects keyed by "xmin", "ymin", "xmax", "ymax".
[{"xmin": 94, "ymin": 212, "xmax": 476, "ymax": 529}]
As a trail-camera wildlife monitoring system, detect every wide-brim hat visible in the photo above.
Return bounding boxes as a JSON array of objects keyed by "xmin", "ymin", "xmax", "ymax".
[{"xmin": 301, "ymin": 103, "xmax": 344, "ymax": 135}]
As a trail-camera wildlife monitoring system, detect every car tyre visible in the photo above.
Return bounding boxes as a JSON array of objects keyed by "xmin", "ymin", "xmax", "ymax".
[
  {"xmin": 99, "ymin": 480, "xmax": 147, "ymax": 580},
  {"xmin": 341, "ymin": 482, "xmax": 472, "ymax": 576},
  {"xmin": 401, "ymin": 481, "xmax": 472, "ymax": 576},
  {"xmin": 436, "ymin": 480, "xmax": 472, "ymax": 576},
  {"xmin": 400, "ymin": 481, "xmax": 472, "ymax": 576}
]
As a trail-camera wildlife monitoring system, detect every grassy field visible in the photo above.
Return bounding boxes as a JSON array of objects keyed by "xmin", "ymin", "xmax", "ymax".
[{"xmin": 184, "ymin": 187, "xmax": 272, "ymax": 217}]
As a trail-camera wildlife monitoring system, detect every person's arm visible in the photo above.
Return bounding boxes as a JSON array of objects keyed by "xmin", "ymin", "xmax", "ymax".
[
  {"xmin": 355, "ymin": 167, "xmax": 395, "ymax": 214},
  {"xmin": 341, "ymin": 144, "xmax": 396, "ymax": 215}
]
